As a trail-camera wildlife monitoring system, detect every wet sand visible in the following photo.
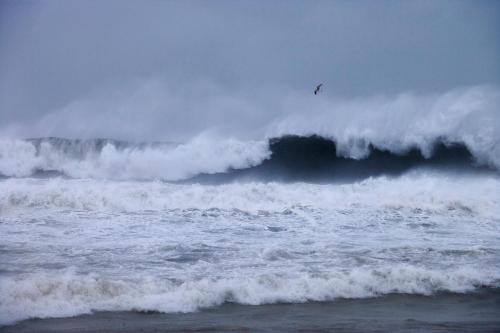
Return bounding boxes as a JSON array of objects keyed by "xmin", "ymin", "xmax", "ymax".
[{"xmin": 2, "ymin": 290, "xmax": 500, "ymax": 333}]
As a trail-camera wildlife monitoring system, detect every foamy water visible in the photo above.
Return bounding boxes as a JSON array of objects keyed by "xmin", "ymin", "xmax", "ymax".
[
  {"xmin": 1, "ymin": 171, "xmax": 499, "ymax": 324},
  {"xmin": 1, "ymin": 86, "xmax": 499, "ymax": 325}
]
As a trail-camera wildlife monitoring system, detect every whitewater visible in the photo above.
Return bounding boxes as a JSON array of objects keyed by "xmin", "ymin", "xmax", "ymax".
[{"xmin": 1, "ymin": 86, "xmax": 500, "ymax": 326}]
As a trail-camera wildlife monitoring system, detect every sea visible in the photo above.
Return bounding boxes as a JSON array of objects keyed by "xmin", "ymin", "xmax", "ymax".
[{"xmin": 1, "ymin": 87, "xmax": 500, "ymax": 332}]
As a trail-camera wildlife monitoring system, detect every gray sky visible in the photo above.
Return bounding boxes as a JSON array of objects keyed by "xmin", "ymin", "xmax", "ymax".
[{"xmin": 0, "ymin": 0, "xmax": 499, "ymax": 140}]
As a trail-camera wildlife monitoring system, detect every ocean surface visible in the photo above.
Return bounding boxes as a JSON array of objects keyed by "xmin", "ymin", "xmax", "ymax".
[{"xmin": 0, "ymin": 132, "xmax": 499, "ymax": 329}]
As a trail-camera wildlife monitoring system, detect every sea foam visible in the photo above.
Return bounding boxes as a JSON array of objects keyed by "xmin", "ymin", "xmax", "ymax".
[{"xmin": 1, "ymin": 265, "xmax": 497, "ymax": 325}]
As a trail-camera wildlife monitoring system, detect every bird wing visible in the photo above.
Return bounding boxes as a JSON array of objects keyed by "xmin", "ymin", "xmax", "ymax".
[{"xmin": 314, "ymin": 84, "xmax": 322, "ymax": 94}]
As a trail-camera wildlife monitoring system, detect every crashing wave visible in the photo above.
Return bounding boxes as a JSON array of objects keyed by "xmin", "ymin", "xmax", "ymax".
[
  {"xmin": 0, "ymin": 135, "xmax": 270, "ymax": 181},
  {"xmin": 1, "ymin": 265, "xmax": 498, "ymax": 325},
  {"xmin": 0, "ymin": 134, "xmax": 497, "ymax": 182},
  {"xmin": 1, "ymin": 173, "xmax": 498, "ymax": 218},
  {"xmin": 0, "ymin": 86, "xmax": 499, "ymax": 181}
]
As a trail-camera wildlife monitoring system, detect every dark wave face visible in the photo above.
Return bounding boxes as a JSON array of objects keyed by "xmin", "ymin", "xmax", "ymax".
[
  {"xmin": 191, "ymin": 135, "xmax": 489, "ymax": 183},
  {"xmin": 0, "ymin": 135, "xmax": 496, "ymax": 183}
]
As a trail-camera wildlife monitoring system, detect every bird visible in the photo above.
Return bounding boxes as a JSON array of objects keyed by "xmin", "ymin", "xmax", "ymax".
[{"xmin": 314, "ymin": 83, "xmax": 323, "ymax": 95}]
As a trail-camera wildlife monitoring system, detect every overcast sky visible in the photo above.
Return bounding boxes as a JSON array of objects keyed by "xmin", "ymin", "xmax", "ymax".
[{"xmin": 0, "ymin": 0, "xmax": 499, "ymax": 140}]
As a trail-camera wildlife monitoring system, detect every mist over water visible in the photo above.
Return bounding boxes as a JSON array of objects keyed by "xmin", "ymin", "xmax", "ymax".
[
  {"xmin": 1, "ymin": 0, "xmax": 499, "ymax": 142},
  {"xmin": 1, "ymin": 0, "xmax": 499, "ymax": 328},
  {"xmin": 0, "ymin": 85, "xmax": 498, "ymax": 182}
]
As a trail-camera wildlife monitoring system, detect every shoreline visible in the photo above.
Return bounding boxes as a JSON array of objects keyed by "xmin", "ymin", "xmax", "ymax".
[{"xmin": 2, "ymin": 290, "xmax": 500, "ymax": 333}]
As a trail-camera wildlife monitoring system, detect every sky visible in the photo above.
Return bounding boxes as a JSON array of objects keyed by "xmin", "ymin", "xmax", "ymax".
[{"xmin": 0, "ymin": 0, "xmax": 499, "ymax": 141}]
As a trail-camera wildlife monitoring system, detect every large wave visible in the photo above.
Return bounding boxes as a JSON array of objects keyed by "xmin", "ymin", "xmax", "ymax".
[
  {"xmin": 194, "ymin": 135, "xmax": 494, "ymax": 182},
  {"xmin": 0, "ymin": 86, "xmax": 498, "ymax": 182},
  {"xmin": 0, "ymin": 135, "xmax": 496, "ymax": 182},
  {"xmin": 0, "ymin": 135, "xmax": 270, "ymax": 181}
]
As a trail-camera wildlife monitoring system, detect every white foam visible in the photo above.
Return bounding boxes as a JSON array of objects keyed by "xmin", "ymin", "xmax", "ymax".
[
  {"xmin": 1, "ymin": 173, "xmax": 499, "ymax": 325},
  {"xmin": 0, "ymin": 265, "xmax": 496, "ymax": 325},
  {"xmin": 0, "ymin": 140, "xmax": 41, "ymax": 177},
  {"xmin": 1, "ymin": 172, "xmax": 498, "ymax": 218},
  {"xmin": 0, "ymin": 134, "xmax": 270, "ymax": 181}
]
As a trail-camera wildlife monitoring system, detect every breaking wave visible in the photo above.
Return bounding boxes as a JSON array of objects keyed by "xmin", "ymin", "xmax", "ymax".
[
  {"xmin": 0, "ymin": 135, "xmax": 270, "ymax": 181},
  {"xmin": 0, "ymin": 86, "xmax": 499, "ymax": 182},
  {"xmin": 1, "ymin": 266, "xmax": 498, "ymax": 325},
  {"xmin": 0, "ymin": 135, "xmax": 497, "ymax": 183},
  {"xmin": 195, "ymin": 135, "xmax": 495, "ymax": 182},
  {"xmin": 1, "ymin": 172, "xmax": 498, "ymax": 218}
]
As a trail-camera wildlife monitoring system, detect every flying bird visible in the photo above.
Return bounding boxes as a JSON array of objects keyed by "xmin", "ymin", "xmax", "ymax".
[{"xmin": 314, "ymin": 83, "xmax": 323, "ymax": 95}]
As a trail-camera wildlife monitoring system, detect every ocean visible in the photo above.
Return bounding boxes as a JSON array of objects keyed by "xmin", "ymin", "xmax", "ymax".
[
  {"xmin": 1, "ymin": 0, "xmax": 500, "ymax": 330},
  {"xmin": 0, "ymin": 132, "xmax": 499, "ymax": 331}
]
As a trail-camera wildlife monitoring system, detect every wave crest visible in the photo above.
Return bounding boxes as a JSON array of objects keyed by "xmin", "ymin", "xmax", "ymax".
[
  {"xmin": 1, "ymin": 265, "xmax": 497, "ymax": 325},
  {"xmin": 0, "ymin": 86, "xmax": 499, "ymax": 182},
  {"xmin": 0, "ymin": 134, "xmax": 497, "ymax": 182},
  {"xmin": 0, "ymin": 135, "xmax": 270, "ymax": 181}
]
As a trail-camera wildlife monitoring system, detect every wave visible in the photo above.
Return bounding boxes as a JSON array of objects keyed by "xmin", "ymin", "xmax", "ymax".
[
  {"xmin": 0, "ymin": 134, "xmax": 497, "ymax": 182},
  {"xmin": 0, "ymin": 135, "xmax": 270, "ymax": 181},
  {"xmin": 1, "ymin": 173, "xmax": 498, "ymax": 218},
  {"xmin": 1, "ymin": 265, "xmax": 498, "ymax": 325},
  {"xmin": 1, "ymin": 85, "xmax": 498, "ymax": 182},
  {"xmin": 194, "ymin": 135, "xmax": 495, "ymax": 182}
]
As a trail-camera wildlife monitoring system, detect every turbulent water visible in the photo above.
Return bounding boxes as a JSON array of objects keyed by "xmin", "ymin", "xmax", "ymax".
[{"xmin": 1, "ymin": 87, "xmax": 500, "ymax": 326}]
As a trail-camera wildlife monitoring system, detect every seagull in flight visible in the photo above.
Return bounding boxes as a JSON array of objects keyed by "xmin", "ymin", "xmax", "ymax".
[{"xmin": 314, "ymin": 83, "xmax": 323, "ymax": 95}]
